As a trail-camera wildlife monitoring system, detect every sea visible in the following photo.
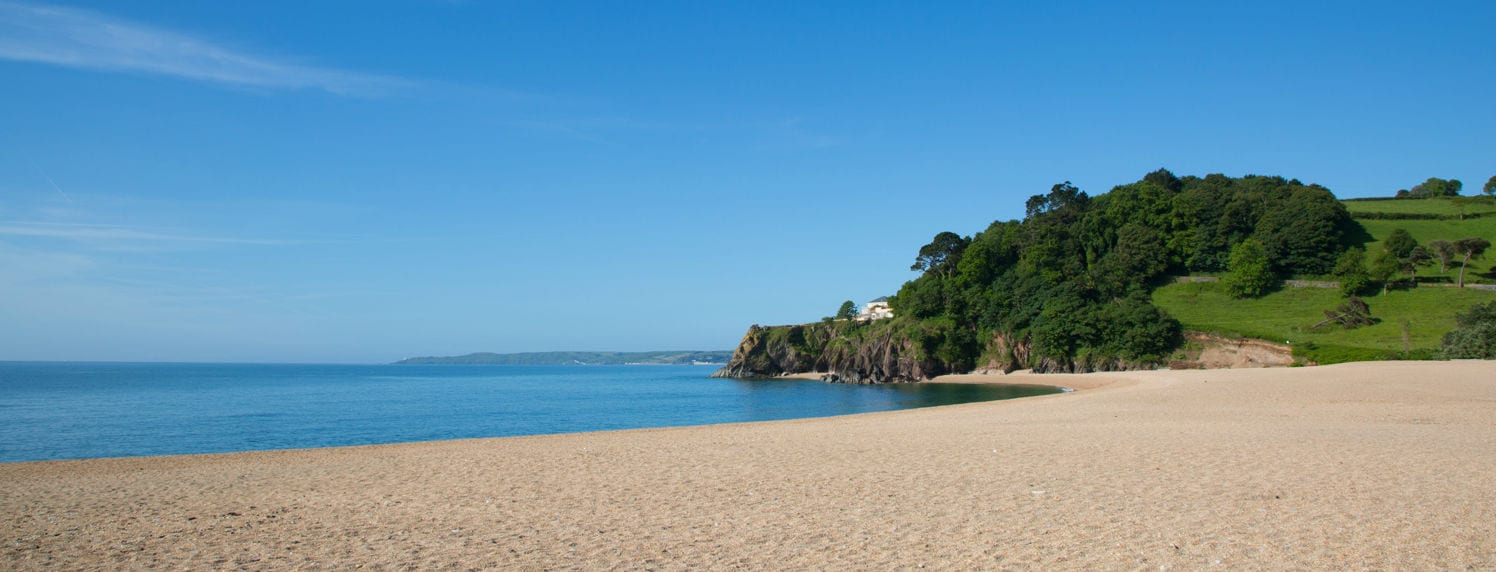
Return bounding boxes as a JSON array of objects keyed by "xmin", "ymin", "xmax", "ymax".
[{"xmin": 0, "ymin": 362, "xmax": 1061, "ymax": 463}]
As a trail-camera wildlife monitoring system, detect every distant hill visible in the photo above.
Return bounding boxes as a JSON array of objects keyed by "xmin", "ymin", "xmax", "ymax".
[{"xmin": 394, "ymin": 351, "xmax": 733, "ymax": 366}]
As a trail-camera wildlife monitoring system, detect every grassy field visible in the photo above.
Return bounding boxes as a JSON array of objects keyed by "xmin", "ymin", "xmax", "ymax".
[
  {"xmin": 1343, "ymin": 198, "xmax": 1496, "ymax": 285},
  {"xmin": 1152, "ymin": 281, "xmax": 1496, "ymax": 364},
  {"xmin": 1342, "ymin": 195, "xmax": 1496, "ymax": 216},
  {"xmin": 1147, "ymin": 197, "xmax": 1496, "ymax": 364}
]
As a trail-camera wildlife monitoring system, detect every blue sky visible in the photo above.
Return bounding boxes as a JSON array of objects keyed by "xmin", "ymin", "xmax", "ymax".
[{"xmin": 1, "ymin": 1, "xmax": 1493, "ymax": 363}]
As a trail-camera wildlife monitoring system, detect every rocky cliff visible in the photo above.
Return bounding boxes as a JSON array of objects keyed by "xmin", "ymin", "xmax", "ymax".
[
  {"xmin": 711, "ymin": 320, "xmax": 1215, "ymax": 383},
  {"xmin": 709, "ymin": 322, "xmax": 935, "ymax": 383}
]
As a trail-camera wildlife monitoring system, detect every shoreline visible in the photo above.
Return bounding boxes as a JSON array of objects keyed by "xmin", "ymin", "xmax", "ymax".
[
  {"xmin": 0, "ymin": 367, "xmax": 1064, "ymax": 467},
  {"xmin": 0, "ymin": 365, "xmax": 1179, "ymax": 468},
  {"xmin": 774, "ymin": 368, "xmax": 1133, "ymax": 392},
  {"xmin": 4, "ymin": 361, "xmax": 1495, "ymax": 568}
]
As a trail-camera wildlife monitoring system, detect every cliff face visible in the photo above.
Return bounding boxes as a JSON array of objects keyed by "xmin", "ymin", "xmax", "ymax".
[
  {"xmin": 711, "ymin": 321, "xmax": 1178, "ymax": 383},
  {"xmin": 709, "ymin": 325, "xmax": 820, "ymax": 378},
  {"xmin": 709, "ymin": 323, "xmax": 936, "ymax": 383}
]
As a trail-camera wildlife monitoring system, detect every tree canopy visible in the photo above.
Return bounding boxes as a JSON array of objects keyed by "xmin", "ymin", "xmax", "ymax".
[
  {"xmin": 835, "ymin": 300, "xmax": 857, "ymax": 320},
  {"xmin": 1427, "ymin": 240, "xmax": 1457, "ymax": 273},
  {"xmin": 1332, "ymin": 246, "xmax": 1371, "ymax": 296},
  {"xmin": 1455, "ymin": 238, "xmax": 1491, "ymax": 288},
  {"xmin": 1223, "ymin": 239, "xmax": 1276, "ymax": 298},
  {"xmin": 910, "ymin": 231, "xmax": 969, "ymax": 277},
  {"xmin": 1383, "ymin": 228, "xmax": 1417, "ymax": 258},
  {"xmin": 1396, "ymin": 177, "xmax": 1463, "ymax": 199}
]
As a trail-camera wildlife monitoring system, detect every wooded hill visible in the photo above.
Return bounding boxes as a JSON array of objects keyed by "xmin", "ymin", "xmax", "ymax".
[
  {"xmin": 715, "ymin": 170, "xmax": 1496, "ymax": 381},
  {"xmin": 887, "ymin": 170, "xmax": 1363, "ymax": 373}
]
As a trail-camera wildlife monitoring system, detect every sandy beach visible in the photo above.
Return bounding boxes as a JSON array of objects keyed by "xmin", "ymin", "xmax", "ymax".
[{"xmin": 3, "ymin": 361, "xmax": 1494, "ymax": 569}]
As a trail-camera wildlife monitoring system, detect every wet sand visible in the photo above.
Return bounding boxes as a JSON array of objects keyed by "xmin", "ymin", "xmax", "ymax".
[{"xmin": 3, "ymin": 361, "xmax": 1494, "ymax": 569}]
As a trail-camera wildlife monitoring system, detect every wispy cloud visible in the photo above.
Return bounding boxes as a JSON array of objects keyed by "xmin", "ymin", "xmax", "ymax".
[
  {"xmin": 0, "ymin": 221, "xmax": 301, "ymax": 246},
  {"xmin": 0, "ymin": 1, "xmax": 408, "ymax": 95}
]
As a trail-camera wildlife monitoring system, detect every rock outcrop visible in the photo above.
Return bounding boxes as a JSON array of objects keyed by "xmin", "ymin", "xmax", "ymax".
[
  {"xmin": 817, "ymin": 329, "xmax": 929, "ymax": 383},
  {"xmin": 709, "ymin": 324, "xmax": 822, "ymax": 379},
  {"xmin": 711, "ymin": 321, "xmax": 1173, "ymax": 383},
  {"xmin": 709, "ymin": 323, "xmax": 934, "ymax": 383},
  {"xmin": 711, "ymin": 322, "xmax": 1290, "ymax": 383}
]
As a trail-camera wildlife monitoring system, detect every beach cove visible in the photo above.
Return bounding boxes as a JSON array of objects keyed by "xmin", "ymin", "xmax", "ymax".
[
  {"xmin": 3, "ymin": 360, "xmax": 1494, "ymax": 569},
  {"xmin": 0, "ymin": 363, "xmax": 1057, "ymax": 463}
]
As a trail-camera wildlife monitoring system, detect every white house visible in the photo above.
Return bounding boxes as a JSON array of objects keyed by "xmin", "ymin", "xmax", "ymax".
[{"xmin": 857, "ymin": 296, "xmax": 894, "ymax": 321}]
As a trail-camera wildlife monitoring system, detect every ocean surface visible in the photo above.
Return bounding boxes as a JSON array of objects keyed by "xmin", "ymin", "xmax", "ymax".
[{"xmin": 0, "ymin": 362, "xmax": 1061, "ymax": 463}]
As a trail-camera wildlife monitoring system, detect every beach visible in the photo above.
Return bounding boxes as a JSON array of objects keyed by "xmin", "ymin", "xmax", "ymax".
[{"xmin": 3, "ymin": 361, "xmax": 1494, "ymax": 569}]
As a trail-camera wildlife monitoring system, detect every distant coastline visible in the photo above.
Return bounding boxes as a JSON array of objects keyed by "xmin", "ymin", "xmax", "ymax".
[{"xmin": 394, "ymin": 350, "xmax": 731, "ymax": 366}]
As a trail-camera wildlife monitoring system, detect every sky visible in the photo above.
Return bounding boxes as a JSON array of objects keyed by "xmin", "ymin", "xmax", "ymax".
[{"xmin": 1, "ymin": 1, "xmax": 1493, "ymax": 363}]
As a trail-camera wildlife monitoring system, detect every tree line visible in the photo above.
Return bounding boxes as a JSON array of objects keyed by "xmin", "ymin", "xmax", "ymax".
[
  {"xmin": 1394, "ymin": 175, "xmax": 1496, "ymax": 199},
  {"xmin": 1362, "ymin": 231, "xmax": 1489, "ymax": 291}
]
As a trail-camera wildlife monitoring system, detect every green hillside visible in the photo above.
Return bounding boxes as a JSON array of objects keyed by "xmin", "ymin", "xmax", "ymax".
[
  {"xmin": 1153, "ymin": 281, "xmax": 1496, "ymax": 364},
  {"xmin": 1344, "ymin": 197, "xmax": 1496, "ymax": 284},
  {"xmin": 1342, "ymin": 196, "xmax": 1496, "ymax": 217},
  {"xmin": 1153, "ymin": 195, "xmax": 1496, "ymax": 364}
]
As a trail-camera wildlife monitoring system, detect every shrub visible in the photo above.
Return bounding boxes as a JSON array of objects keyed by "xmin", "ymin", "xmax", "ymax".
[
  {"xmin": 1442, "ymin": 301, "xmax": 1496, "ymax": 359},
  {"xmin": 1222, "ymin": 239, "xmax": 1276, "ymax": 298}
]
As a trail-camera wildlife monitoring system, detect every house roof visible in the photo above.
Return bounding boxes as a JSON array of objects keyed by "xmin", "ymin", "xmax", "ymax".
[{"xmin": 869, "ymin": 296, "xmax": 890, "ymax": 303}]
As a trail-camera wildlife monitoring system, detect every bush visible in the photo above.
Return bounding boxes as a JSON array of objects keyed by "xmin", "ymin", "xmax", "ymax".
[
  {"xmin": 1222, "ymin": 239, "xmax": 1277, "ymax": 298},
  {"xmin": 1332, "ymin": 247, "xmax": 1371, "ymax": 296},
  {"xmin": 1442, "ymin": 301, "xmax": 1496, "ymax": 359}
]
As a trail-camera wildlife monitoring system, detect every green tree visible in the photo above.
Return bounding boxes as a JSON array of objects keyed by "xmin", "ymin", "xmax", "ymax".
[
  {"xmin": 1441, "ymin": 301, "xmax": 1496, "ymax": 358},
  {"xmin": 892, "ymin": 274, "xmax": 949, "ymax": 319},
  {"xmin": 1024, "ymin": 182, "xmax": 1089, "ymax": 219},
  {"xmin": 1426, "ymin": 240, "xmax": 1457, "ymax": 273},
  {"xmin": 1018, "ymin": 182, "xmax": 1092, "ymax": 285},
  {"xmin": 1142, "ymin": 167, "xmax": 1183, "ymax": 192},
  {"xmin": 1407, "ymin": 177, "xmax": 1463, "ymax": 198},
  {"xmin": 1222, "ymin": 239, "xmax": 1276, "ymax": 298},
  {"xmin": 835, "ymin": 300, "xmax": 857, "ymax": 320},
  {"xmin": 1095, "ymin": 292, "xmax": 1182, "ymax": 361},
  {"xmin": 1484, "ymin": 175, "xmax": 1496, "ymax": 197},
  {"xmin": 1370, "ymin": 251, "xmax": 1402, "ymax": 292},
  {"xmin": 1454, "ymin": 237, "xmax": 1491, "ymax": 288},
  {"xmin": 910, "ymin": 231, "xmax": 969, "ymax": 277},
  {"xmin": 1091, "ymin": 224, "xmax": 1168, "ymax": 298},
  {"xmin": 1402, "ymin": 245, "xmax": 1433, "ymax": 283},
  {"xmin": 954, "ymin": 220, "xmax": 1021, "ymax": 288},
  {"xmin": 1383, "ymin": 228, "xmax": 1417, "ymax": 258},
  {"xmin": 1028, "ymin": 285, "xmax": 1098, "ymax": 361},
  {"xmin": 1253, "ymin": 185, "xmax": 1353, "ymax": 275},
  {"xmin": 1332, "ymin": 246, "xmax": 1370, "ymax": 296}
]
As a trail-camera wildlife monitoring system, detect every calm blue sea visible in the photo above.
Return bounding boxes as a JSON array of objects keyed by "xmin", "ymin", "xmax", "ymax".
[{"xmin": 0, "ymin": 362, "xmax": 1060, "ymax": 463}]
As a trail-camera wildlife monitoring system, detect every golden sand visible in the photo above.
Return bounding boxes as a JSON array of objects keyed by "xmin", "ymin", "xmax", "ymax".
[{"xmin": 3, "ymin": 361, "xmax": 1494, "ymax": 569}]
